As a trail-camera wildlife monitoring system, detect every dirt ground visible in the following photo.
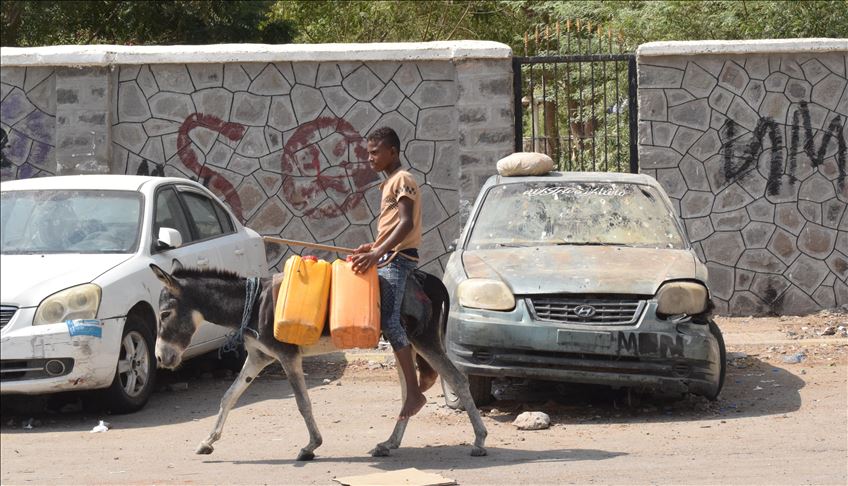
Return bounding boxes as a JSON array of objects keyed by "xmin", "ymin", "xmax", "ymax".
[{"xmin": 1, "ymin": 312, "xmax": 846, "ymax": 486}]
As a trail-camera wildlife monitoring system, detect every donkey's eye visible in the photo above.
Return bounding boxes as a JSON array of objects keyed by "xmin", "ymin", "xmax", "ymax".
[{"xmin": 160, "ymin": 310, "xmax": 172, "ymax": 320}]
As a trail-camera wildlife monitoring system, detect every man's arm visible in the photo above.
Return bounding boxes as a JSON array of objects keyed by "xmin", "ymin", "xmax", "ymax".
[{"xmin": 350, "ymin": 197, "xmax": 413, "ymax": 273}]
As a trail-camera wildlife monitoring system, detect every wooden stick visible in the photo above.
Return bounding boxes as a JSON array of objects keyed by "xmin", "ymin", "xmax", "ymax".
[{"xmin": 262, "ymin": 236, "xmax": 355, "ymax": 254}]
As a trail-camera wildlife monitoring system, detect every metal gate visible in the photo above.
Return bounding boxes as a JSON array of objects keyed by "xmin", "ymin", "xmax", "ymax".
[{"xmin": 513, "ymin": 23, "xmax": 639, "ymax": 173}]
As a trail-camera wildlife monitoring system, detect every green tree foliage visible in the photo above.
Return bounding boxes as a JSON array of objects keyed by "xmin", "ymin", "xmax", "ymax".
[
  {"xmin": 268, "ymin": 0, "xmax": 527, "ymax": 46},
  {"xmin": 523, "ymin": 0, "xmax": 848, "ymax": 50},
  {"xmin": 1, "ymin": 0, "xmax": 295, "ymax": 47}
]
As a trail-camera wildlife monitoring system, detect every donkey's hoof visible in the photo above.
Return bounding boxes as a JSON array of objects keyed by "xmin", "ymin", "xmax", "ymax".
[
  {"xmin": 296, "ymin": 449, "xmax": 315, "ymax": 461},
  {"xmin": 471, "ymin": 446, "xmax": 487, "ymax": 457},
  {"xmin": 195, "ymin": 443, "xmax": 214, "ymax": 455},
  {"xmin": 369, "ymin": 444, "xmax": 391, "ymax": 457}
]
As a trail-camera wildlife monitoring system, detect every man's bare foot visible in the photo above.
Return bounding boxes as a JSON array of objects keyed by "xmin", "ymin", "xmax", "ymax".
[
  {"xmin": 418, "ymin": 369, "xmax": 438, "ymax": 393},
  {"xmin": 398, "ymin": 392, "xmax": 427, "ymax": 420}
]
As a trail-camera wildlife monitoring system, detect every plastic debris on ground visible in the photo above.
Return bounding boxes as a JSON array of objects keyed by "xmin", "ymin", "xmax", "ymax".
[
  {"xmin": 90, "ymin": 420, "xmax": 112, "ymax": 433},
  {"xmin": 781, "ymin": 352, "xmax": 806, "ymax": 364}
]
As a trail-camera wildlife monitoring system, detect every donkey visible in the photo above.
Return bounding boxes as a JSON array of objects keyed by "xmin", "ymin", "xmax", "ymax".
[{"xmin": 149, "ymin": 264, "xmax": 487, "ymax": 460}]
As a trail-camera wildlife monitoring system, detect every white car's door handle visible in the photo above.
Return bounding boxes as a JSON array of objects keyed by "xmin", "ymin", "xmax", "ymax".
[
  {"xmin": 196, "ymin": 258, "xmax": 209, "ymax": 267},
  {"xmin": 234, "ymin": 249, "xmax": 244, "ymax": 256}
]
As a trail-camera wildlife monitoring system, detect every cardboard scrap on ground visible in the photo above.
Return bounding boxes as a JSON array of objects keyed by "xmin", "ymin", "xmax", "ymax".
[{"xmin": 334, "ymin": 468, "xmax": 456, "ymax": 486}]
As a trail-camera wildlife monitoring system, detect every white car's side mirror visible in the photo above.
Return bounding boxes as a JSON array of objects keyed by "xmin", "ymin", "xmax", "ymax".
[{"xmin": 157, "ymin": 227, "xmax": 182, "ymax": 250}]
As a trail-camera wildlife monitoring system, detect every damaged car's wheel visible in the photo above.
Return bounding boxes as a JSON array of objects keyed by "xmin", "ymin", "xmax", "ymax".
[
  {"xmin": 706, "ymin": 320, "xmax": 727, "ymax": 401},
  {"xmin": 468, "ymin": 375, "xmax": 493, "ymax": 405},
  {"xmin": 102, "ymin": 315, "xmax": 157, "ymax": 413}
]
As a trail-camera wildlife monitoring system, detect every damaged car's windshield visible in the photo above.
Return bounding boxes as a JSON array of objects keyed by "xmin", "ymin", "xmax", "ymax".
[
  {"xmin": 467, "ymin": 181, "xmax": 685, "ymax": 250},
  {"xmin": 1, "ymin": 190, "xmax": 142, "ymax": 254}
]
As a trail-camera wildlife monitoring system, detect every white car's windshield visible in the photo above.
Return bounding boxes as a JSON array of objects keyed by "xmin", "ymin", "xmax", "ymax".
[
  {"xmin": 1, "ymin": 190, "xmax": 143, "ymax": 254},
  {"xmin": 467, "ymin": 181, "xmax": 686, "ymax": 250}
]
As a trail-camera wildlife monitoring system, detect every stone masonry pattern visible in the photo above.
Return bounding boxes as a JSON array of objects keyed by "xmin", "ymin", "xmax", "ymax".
[
  {"xmin": 638, "ymin": 52, "xmax": 848, "ymax": 315},
  {"xmin": 0, "ymin": 58, "xmax": 514, "ymax": 278},
  {"xmin": 1, "ymin": 67, "xmax": 56, "ymax": 179},
  {"xmin": 109, "ymin": 61, "xmax": 462, "ymax": 275}
]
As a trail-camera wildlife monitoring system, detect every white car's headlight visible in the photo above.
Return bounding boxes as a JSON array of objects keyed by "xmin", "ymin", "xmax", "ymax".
[
  {"xmin": 33, "ymin": 284, "xmax": 102, "ymax": 326},
  {"xmin": 457, "ymin": 278, "xmax": 515, "ymax": 311},
  {"xmin": 656, "ymin": 282, "xmax": 707, "ymax": 316}
]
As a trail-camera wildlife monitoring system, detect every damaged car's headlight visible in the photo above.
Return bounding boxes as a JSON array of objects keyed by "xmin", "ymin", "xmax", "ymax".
[
  {"xmin": 457, "ymin": 278, "xmax": 515, "ymax": 311},
  {"xmin": 656, "ymin": 282, "xmax": 707, "ymax": 316},
  {"xmin": 34, "ymin": 284, "xmax": 101, "ymax": 325}
]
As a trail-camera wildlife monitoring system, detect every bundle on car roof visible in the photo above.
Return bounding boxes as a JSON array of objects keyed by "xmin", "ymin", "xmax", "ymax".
[{"xmin": 496, "ymin": 152, "xmax": 554, "ymax": 177}]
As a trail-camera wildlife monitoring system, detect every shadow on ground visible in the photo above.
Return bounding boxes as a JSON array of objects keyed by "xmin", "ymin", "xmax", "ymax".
[
  {"xmin": 203, "ymin": 445, "xmax": 626, "ymax": 469},
  {"xmin": 477, "ymin": 355, "xmax": 804, "ymax": 425},
  {"xmin": 0, "ymin": 351, "xmax": 349, "ymax": 433}
]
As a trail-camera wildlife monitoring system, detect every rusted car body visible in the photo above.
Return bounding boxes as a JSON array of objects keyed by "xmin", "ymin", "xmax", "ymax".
[{"xmin": 441, "ymin": 171, "xmax": 725, "ymax": 406}]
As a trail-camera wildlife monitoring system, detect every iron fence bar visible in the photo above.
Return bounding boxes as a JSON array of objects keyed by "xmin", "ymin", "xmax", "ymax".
[
  {"xmin": 577, "ymin": 52, "xmax": 584, "ymax": 170},
  {"xmin": 589, "ymin": 33, "xmax": 596, "ymax": 171},
  {"xmin": 529, "ymin": 62, "xmax": 535, "ymax": 151},
  {"xmin": 564, "ymin": 27, "xmax": 572, "ymax": 171},
  {"xmin": 628, "ymin": 56, "xmax": 639, "ymax": 174},
  {"xmin": 614, "ymin": 53, "xmax": 622, "ymax": 171},
  {"xmin": 602, "ymin": 33, "xmax": 609, "ymax": 171},
  {"xmin": 554, "ymin": 48, "xmax": 561, "ymax": 168},
  {"xmin": 513, "ymin": 57, "xmax": 523, "ymax": 153},
  {"xmin": 514, "ymin": 54, "xmax": 633, "ymax": 63}
]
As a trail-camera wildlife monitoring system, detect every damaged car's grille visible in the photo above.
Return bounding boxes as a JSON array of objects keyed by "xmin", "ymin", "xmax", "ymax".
[
  {"xmin": 526, "ymin": 295, "xmax": 645, "ymax": 325},
  {"xmin": 0, "ymin": 306, "xmax": 16, "ymax": 330}
]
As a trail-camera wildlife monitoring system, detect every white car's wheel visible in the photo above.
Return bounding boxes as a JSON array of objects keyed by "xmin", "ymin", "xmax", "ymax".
[{"xmin": 103, "ymin": 314, "xmax": 156, "ymax": 413}]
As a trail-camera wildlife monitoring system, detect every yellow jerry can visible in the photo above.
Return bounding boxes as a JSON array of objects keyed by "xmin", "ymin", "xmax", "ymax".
[{"xmin": 274, "ymin": 255, "xmax": 331, "ymax": 345}]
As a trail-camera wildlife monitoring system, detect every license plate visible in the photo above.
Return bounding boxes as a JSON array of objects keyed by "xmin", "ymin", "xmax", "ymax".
[{"xmin": 556, "ymin": 329, "xmax": 613, "ymax": 351}]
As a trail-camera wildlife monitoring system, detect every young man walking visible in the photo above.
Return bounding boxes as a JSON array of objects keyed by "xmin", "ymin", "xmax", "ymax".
[{"xmin": 350, "ymin": 126, "xmax": 437, "ymax": 420}]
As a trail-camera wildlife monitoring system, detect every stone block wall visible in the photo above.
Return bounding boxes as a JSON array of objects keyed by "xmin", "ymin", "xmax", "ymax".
[
  {"xmin": 0, "ymin": 66, "xmax": 56, "ymax": 179},
  {"xmin": 1, "ymin": 42, "xmax": 514, "ymax": 275},
  {"xmin": 637, "ymin": 40, "xmax": 848, "ymax": 315}
]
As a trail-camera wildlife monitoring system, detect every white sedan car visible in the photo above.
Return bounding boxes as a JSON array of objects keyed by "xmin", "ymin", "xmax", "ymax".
[{"xmin": 0, "ymin": 175, "xmax": 267, "ymax": 412}]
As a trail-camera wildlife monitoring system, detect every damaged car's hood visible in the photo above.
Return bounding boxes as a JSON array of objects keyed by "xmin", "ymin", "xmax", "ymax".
[
  {"xmin": 461, "ymin": 246, "xmax": 702, "ymax": 296},
  {"xmin": 0, "ymin": 254, "xmax": 132, "ymax": 306}
]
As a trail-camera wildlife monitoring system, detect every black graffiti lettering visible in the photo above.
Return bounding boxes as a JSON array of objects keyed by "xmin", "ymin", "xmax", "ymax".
[
  {"xmin": 136, "ymin": 159, "xmax": 164, "ymax": 177},
  {"xmin": 617, "ymin": 332, "xmax": 685, "ymax": 357},
  {"xmin": 724, "ymin": 102, "xmax": 847, "ymax": 193},
  {"xmin": 0, "ymin": 127, "xmax": 10, "ymax": 168},
  {"xmin": 638, "ymin": 333, "xmax": 658, "ymax": 354},
  {"xmin": 723, "ymin": 117, "xmax": 784, "ymax": 195},
  {"xmin": 658, "ymin": 334, "xmax": 685, "ymax": 358},
  {"xmin": 617, "ymin": 332, "xmax": 638, "ymax": 354}
]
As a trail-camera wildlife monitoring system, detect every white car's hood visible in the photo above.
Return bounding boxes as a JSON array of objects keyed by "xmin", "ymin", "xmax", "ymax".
[
  {"xmin": 0, "ymin": 254, "xmax": 132, "ymax": 306},
  {"xmin": 462, "ymin": 246, "xmax": 700, "ymax": 295}
]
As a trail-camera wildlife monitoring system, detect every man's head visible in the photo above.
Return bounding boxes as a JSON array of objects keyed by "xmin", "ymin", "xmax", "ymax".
[{"xmin": 366, "ymin": 127, "xmax": 401, "ymax": 173}]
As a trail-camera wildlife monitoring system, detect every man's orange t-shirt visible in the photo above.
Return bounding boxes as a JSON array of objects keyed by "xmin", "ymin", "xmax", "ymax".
[{"xmin": 373, "ymin": 170, "xmax": 422, "ymax": 256}]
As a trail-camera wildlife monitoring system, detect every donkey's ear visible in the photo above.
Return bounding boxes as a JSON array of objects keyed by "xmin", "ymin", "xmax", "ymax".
[{"xmin": 150, "ymin": 264, "xmax": 180, "ymax": 293}]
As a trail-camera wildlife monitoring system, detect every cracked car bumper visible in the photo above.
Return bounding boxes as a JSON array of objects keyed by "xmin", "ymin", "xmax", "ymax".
[
  {"xmin": 446, "ymin": 300, "xmax": 722, "ymax": 397},
  {"xmin": 0, "ymin": 308, "xmax": 124, "ymax": 394}
]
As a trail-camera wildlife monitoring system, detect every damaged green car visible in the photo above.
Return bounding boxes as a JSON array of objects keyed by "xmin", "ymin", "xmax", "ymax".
[{"xmin": 441, "ymin": 171, "xmax": 726, "ymax": 407}]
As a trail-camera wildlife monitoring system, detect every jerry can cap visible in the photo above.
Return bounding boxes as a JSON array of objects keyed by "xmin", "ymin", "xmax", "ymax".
[{"xmin": 302, "ymin": 255, "xmax": 318, "ymax": 262}]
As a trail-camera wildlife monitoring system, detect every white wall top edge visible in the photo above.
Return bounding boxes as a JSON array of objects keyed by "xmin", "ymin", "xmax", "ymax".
[
  {"xmin": 0, "ymin": 41, "xmax": 512, "ymax": 66},
  {"xmin": 638, "ymin": 38, "xmax": 848, "ymax": 57}
]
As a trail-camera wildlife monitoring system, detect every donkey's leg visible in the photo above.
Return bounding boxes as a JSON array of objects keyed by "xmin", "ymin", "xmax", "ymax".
[
  {"xmin": 196, "ymin": 344, "xmax": 274, "ymax": 454},
  {"xmin": 415, "ymin": 348, "xmax": 488, "ymax": 456},
  {"xmin": 370, "ymin": 352, "xmax": 411, "ymax": 457},
  {"xmin": 276, "ymin": 348, "xmax": 322, "ymax": 461}
]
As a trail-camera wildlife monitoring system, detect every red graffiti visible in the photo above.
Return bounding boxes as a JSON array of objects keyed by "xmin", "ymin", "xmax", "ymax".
[
  {"xmin": 174, "ymin": 113, "xmax": 377, "ymax": 223},
  {"xmin": 178, "ymin": 113, "xmax": 246, "ymax": 221},
  {"xmin": 281, "ymin": 116, "xmax": 378, "ymax": 219}
]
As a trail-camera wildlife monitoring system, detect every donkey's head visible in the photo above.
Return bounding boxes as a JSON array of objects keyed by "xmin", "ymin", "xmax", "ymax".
[{"xmin": 150, "ymin": 264, "xmax": 201, "ymax": 369}]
